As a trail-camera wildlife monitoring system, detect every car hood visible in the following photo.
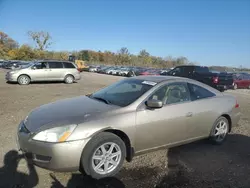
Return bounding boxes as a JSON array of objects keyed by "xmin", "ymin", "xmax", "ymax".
[{"xmin": 24, "ymin": 96, "xmax": 119, "ymax": 133}]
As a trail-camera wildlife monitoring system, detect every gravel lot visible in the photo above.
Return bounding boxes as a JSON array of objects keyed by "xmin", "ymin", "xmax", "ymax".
[{"xmin": 0, "ymin": 69, "xmax": 250, "ymax": 188}]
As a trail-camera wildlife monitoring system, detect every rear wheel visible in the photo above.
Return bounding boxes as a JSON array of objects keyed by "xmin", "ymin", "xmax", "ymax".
[
  {"xmin": 210, "ymin": 117, "xmax": 229, "ymax": 144},
  {"xmin": 64, "ymin": 75, "xmax": 74, "ymax": 84},
  {"xmin": 18, "ymin": 75, "xmax": 30, "ymax": 85},
  {"xmin": 81, "ymin": 132, "xmax": 126, "ymax": 179}
]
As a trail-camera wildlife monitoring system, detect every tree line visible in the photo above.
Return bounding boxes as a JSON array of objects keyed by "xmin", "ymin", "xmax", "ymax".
[{"xmin": 0, "ymin": 31, "xmax": 249, "ymax": 71}]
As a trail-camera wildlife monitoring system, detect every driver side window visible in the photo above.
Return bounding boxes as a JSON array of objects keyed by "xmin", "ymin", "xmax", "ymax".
[
  {"xmin": 33, "ymin": 62, "xmax": 47, "ymax": 69},
  {"xmin": 149, "ymin": 83, "xmax": 190, "ymax": 105}
]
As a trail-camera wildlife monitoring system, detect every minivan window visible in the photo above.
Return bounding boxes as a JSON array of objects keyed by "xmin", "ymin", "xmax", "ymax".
[
  {"xmin": 33, "ymin": 62, "xmax": 47, "ymax": 69},
  {"xmin": 48, "ymin": 62, "xmax": 63, "ymax": 69},
  {"xmin": 63, "ymin": 62, "xmax": 75, "ymax": 68}
]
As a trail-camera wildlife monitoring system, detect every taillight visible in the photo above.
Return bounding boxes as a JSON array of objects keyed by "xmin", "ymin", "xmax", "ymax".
[
  {"xmin": 213, "ymin": 76, "xmax": 219, "ymax": 84},
  {"xmin": 235, "ymin": 100, "xmax": 239, "ymax": 108},
  {"xmin": 77, "ymin": 68, "xmax": 81, "ymax": 72}
]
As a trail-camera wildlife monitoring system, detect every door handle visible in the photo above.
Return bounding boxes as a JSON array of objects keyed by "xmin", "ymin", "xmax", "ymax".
[{"xmin": 186, "ymin": 112, "xmax": 193, "ymax": 117}]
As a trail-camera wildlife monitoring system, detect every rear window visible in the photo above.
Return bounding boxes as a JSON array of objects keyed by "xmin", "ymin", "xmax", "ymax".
[
  {"xmin": 188, "ymin": 83, "xmax": 215, "ymax": 100},
  {"xmin": 48, "ymin": 62, "xmax": 63, "ymax": 69},
  {"xmin": 194, "ymin": 66, "xmax": 209, "ymax": 73},
  {"xmin": 63, "ymin": 62, "xmax": 76, "ymax": 68}
]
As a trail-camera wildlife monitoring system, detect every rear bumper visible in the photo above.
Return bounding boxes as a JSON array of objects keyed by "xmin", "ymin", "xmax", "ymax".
[{"xmin": 74, "ymin": 73, "xmax": 81, "ymax": 80}]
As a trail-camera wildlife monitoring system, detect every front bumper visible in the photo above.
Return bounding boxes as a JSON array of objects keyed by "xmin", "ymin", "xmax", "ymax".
[
  {"xmin": 17, "ymin": 121, "xmax": 88, "ymax": 172},
  {"xmin": 5, "ymin": 73, "xmax": 18, "ymax": 82}
]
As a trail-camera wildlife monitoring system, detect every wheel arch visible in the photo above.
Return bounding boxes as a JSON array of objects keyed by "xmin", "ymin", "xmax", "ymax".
[
  {"xmin": 18, "ymin": 74, "xmax": 31, "ymax": 81},
  {"xmin": 104, "ymin": 129, "xmax": 134, "ymax": 162},
  {"xmin": 221, "ymin": 114, "xmax": 232, "ymax": 132},
  {"xmin": 18, "ymin": 74, "xmax": 31, "ymax": 79},
  {"xmin": 64, "ymin": 73, "xmax": 75, "ymax": 79}
]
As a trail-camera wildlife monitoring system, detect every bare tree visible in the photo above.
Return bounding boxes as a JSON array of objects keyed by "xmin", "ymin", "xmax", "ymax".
[{"xmin": 27, "ymin": 31, "xmax": 52, "ymax": 51}]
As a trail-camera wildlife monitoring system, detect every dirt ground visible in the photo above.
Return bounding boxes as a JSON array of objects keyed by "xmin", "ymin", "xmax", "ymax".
[{"xmin": 0, "ymin": 69, "xmax": 250, "ymax": 188}]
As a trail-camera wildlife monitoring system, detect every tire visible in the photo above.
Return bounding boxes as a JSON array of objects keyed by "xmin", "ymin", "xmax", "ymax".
[
  {"xmin": 18, "ymin": 75, "xmax": 30, "ymax": 85},
  {"xmin": 81, "ymin": 132, "xmax": 126, "ymax": 179},
  {"xmin": 64, "ymin": 75, "xmax": 74, "ymax": 84},
  {"xmin": 234, "ymin": 84, "xmax": 238, "ymax": 90},
  {"xmin": 210, "ymin": 116, "xmax": 229, "ymax": 144}
]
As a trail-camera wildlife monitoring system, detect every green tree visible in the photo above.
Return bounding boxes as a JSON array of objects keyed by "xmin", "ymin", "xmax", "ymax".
[
  {"xmin": 0, "ymin": 31, "xmax": 19, "ymax": 59},
  {"xmin": 138, "ymin": 49, "xmax": 152, "ymax": 66},
  {"xmin": 27, "ymin": 31, "xmax": 52, "ymax": 51},
  {"xmin": 116, "ymin": 47, "xmax": 131, "ymax": 65}
]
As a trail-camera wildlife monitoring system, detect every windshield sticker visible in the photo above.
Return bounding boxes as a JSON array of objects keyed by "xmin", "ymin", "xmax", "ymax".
[{"xmin": 142, "ymin": 81, "xmax": 157, "ymax": 86}]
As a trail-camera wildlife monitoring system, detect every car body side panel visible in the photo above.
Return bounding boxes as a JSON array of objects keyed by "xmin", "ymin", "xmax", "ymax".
[
  {"xmin": 69, "ymin": 109, "xmax": 137, "ymax": 148},
  {"xmin": 134, "ymin": 103, "xmax": 190, "ymax": 152},
  {"xmin": 185, "ymin": 98, "xmax": 221, "ymax": 138},
  {"xmin": 46, "ymin": 69, "xmax": 65, "ymax": 80},
  {"xmin": 28, "ymin": 69, "xmax": 49, "ymax": 81}
]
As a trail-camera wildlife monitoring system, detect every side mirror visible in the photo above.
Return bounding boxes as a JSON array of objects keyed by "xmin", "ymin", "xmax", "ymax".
[
  {"xmin": 146, "ymin": 99, "xmax": 163, "ymax": 108},
  {"xmin": 31, "ymin": 66, "xmax": 37, "ymax": 70}
]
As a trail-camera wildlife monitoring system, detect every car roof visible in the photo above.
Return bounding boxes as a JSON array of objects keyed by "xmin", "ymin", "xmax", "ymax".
[
  {"xmin": 133, "ymin": 75, "xmax": 193, "ymax": 83},
  {"xmin": 132, "ymin": 75, "xmax": 221, "ymax": 94},
  {"xmin": 36, "ymin": 60, "xmax": 73, "ymax": 63}
]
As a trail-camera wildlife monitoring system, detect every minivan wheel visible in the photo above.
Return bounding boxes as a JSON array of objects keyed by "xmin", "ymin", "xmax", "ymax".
[
  {"xmin": 64, "ymin": 75, "xmax": 74, "ymax": 84},
  {"xmin": 18, "ymin": 75, "xmax": 30, "ymax": 85},
  {"xmin": 210, "ymin": 117, "xmax": 229, "ymax": 144},
  {"xmin": 81, "ymin": 132, "xmax": 126, "ymax": 179}
]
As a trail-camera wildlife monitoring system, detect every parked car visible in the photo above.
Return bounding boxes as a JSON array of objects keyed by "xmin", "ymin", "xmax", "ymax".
[
  {"xmin": 97, "ymin": 66, "xmax": 111, "ymax": 74},
  {"xmin": 17, "ymin": 76, "xmax": 240, "ymax": 179},
  {"xmin": 233, "ymin": 73, "xmax": 250, "ymax": 89},
  {"xmin": 5, "ymin": 60, "xmax": 81, "ymax": 85},
  {"xmin": 89, "ymin": 65, "xmax": 100, "ymax": 72},
  {"xmin": 167, "ymin": 65, "xmax": 234, "ymax": 92},
  {"xmin": 4, "ymin": 61, "xmax": 21, "ymax": 69}
]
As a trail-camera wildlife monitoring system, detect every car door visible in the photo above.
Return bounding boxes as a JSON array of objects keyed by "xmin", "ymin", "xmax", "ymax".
[
  {"xmin": 236, "ymin": 75, "xmax": 245, "ymax": 88},
  {"xmin": 135, "ymin": 82, "xmax": 193, "ymax": 152},
  {"xmin": 28, "ymin": 62, "xmax": 49, "ymax": 81},
  {"xmin": 242, "ymin": 74, "xmax": 250, "ymax": 88},
  {"xmin": 246, "ymin": 75, "xmax": 250, "ymax": 88},
  {"xmin": 185, "ymin": 82, "xmax": 219, "ymax": 138},
  {"xmin": 47, "ymin": 62, "xmax": 65, "ymax": 80}
]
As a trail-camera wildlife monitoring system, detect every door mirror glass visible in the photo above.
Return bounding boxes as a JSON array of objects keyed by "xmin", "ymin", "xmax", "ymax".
[{"xmin": 146, "ymin": 99, "xmax": 163, "ymax": 108}]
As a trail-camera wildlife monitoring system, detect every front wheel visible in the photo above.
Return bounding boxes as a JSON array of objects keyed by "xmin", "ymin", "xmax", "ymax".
[
  {"xmin": 18, "ymin": 75, "xmax": 30, "ymax": 85},
  {"xmin": 81, "ymin": 132, "xmax": 126, "ymax": 179},
  {"xmin": 210, "ymin": 117, "xmax": 229, "ymax": 144}
]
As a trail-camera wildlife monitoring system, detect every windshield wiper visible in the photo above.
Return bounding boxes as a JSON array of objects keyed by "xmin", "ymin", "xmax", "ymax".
[{"xmin": 91, "ymin": 96, "xmax": 111, "ymax": 104}]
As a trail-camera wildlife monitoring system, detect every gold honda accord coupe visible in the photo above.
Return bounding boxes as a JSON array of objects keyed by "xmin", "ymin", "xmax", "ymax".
[{"xmin": 17, "ymin": 76, "xmax": 241, "ymax": 179}]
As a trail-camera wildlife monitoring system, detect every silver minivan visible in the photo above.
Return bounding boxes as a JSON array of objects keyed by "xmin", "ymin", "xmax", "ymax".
[{"xmin": 5, "ymin": 60, "xmax": 81, "ymax": 85}]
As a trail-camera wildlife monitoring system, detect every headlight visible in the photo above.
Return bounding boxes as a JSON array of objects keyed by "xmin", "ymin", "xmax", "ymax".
[{"xmin": 32, "ymin": 124, "xmax": 77, "ymax": 143}]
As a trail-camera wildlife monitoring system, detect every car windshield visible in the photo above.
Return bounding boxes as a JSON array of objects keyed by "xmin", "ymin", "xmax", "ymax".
[{"xmin": 90, "ymin": 78, "xmax": 156, "ymax": 107}]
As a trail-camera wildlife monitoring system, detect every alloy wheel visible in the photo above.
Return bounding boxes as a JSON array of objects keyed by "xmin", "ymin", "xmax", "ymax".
[
  {"xmin": 213, "ymin": 120, "xmax": 228, "ymax": 142},
  {"xmin": 91, "ymin": 142, "xmax": 122, "ymax": 175},
  {"xmin": 19, "ymin": 76, "xmax": 30, "ymax": 85},
  {"xmin": 65, "ymin": 76, "xmax": 73, "ymax": 84}
]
